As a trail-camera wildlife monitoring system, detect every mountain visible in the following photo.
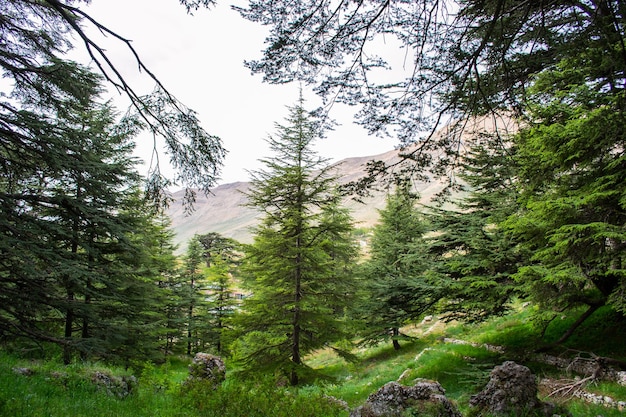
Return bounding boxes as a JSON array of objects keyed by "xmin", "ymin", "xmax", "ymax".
[
  {"xmin": 166, "ymin": 116, "xmax": 515, "ymax": 252},
  {"xmin": 165, "ymin": 147, "xmax": 446, "ymax": 253}
]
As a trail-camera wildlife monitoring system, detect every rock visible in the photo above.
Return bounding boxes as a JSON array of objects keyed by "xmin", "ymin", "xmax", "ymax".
[
  {"xmin": 350, "ymin": 380, "xmax": 462, "ymax": 417},
  {"xmin": 324, "ymin": 394, "xmax": 350, "ymax": 411},
  {"xmin": 91, "ymin": 371, "xmax": 137, "ymax": 398},
  {"xmin": 470, "ymin": 361, "xmax": 570, "ymax": 416},
  {"xmin": 12, "ymin": 367, "xmax": 34, "ymax": 376},
  {"xmin": 186, "ymin": 352, "xmax": 226, "ymax": 389}
]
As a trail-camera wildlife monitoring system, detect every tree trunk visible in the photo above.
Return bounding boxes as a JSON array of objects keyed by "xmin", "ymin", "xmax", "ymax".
[
  {"xmin": 392, "ymin": 328, "xmax": 401, "ymax": 350},
  {"xmin": 291, "ymin": 234, "xmax": 303, "ymax": 386},
  {"xmin": 187, "ymin": 305, "xmax": 193, "ymax": 356},
  {"xmin": 63, "ymin": 290, "xmax": 74, "ymax": 365},
  {"xmin": 291, "ymin": 318, "xmax": 301, "ymax": 386},
  {"xmin": 187, "ymin": 277, "xmax": 195, "ymax": 356},
  {"xmin": 536, "ymin": 303, "xmax": 602, "ymax": 352}
]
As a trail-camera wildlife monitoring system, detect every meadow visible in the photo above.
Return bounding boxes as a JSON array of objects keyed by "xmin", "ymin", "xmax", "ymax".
[{"xmin": 2, "ymin": 306, "xmax": 625, "ymax": 417}]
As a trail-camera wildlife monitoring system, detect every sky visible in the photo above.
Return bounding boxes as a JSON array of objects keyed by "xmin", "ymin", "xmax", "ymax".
[{"xmin": 78, "ymin": 0, "xmax": 398, "ymax": 186}]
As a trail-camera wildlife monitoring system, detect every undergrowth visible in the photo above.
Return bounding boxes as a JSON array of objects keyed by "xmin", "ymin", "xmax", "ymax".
[{"xmin": 1, "ymin": 306, "xmax": 624, "ymax": 417}]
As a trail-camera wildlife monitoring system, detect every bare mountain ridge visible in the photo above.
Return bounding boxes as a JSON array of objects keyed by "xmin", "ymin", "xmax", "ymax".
[
  {"xmin": 166, "ymin": 116, "xmax": 515, "ymax": 251},
  {"xmin": 166, "ymin": 147, "xmax": 444, "ymax": 252}
]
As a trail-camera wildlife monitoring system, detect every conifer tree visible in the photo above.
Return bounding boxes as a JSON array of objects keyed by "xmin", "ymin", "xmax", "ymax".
[
  {"xmin": 181, "ymin": 237, "xmax": 207, "ymax": 356},
  {"xmin": 195, "ymin": 232, "xmax": 241, "ymax": 354},
  {"xmin": 427, "ymin": 138, "xmax": 524, "ymax": 323},
  {"xmin": 234, "ymin": 98, "xmax": 358, "ymax": 385},
  {"xmin": 115, "ymin": 206, "xmax": 180, "ymax": 362},
  {"xmin": 204, "ymin": 255, "xmax": 238, "ymax": 354},
  {"xmin": 0, "ymin": 61, "xmax": 174, "ymax": 362},
  {"xmin": 357, "ymin": 184, "xmax": 440, "ymax": 349},
  {"xmin": 505, "ymin": 51, "xmax": 626, "ymax": 345}
]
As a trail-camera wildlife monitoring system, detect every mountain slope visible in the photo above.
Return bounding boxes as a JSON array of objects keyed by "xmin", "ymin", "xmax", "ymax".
[{"xmin": 166, "ymin": 146, "xmax": 447, "ymax": 251}]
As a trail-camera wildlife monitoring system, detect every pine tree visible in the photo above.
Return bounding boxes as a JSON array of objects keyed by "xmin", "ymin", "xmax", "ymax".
[
  {"xmin": 196, "ymin": 232, "xmax": 241, "ymax": 354},
  {"xmin": 180, "ymin": 237, "xmax": 207, "ymax": 356},
  {"xmin": 0, "ymin": 61, "xmax": 174, "ymax": 362},
  {"xmin": 234, "ymin": 97, "xmax": 358, "ymax": 385},
  {"xmin": 113, "ymin": 204, "xmax": 180, "ymax": 363},
  {"xmin": 427, "ymin": 138, "xmax": 524, "ymax": 323},
  {"xmin": 505, "ymin": 50, "xmax": 626, "ymax": 345},
  {"xmin": 204, "ymin": 255, "xmax": 238, "ymax": 354},
  {"xmin": 357, "ymin": 184, "xmax": 441, "ymax": 349}
]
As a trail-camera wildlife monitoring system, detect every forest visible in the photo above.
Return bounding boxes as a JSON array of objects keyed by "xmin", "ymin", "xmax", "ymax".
[{"xmin": 1, "ymin": 1, "xmax": 625, "ymax": 416}]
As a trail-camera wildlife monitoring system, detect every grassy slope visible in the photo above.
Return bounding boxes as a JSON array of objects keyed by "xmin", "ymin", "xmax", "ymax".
[{"xmin": 2, "ymin": 307, "xmax": 625, "ymax": 417}]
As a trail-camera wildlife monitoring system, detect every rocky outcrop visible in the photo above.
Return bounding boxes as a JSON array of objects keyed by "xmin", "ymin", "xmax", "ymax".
[
  {"xmin": 470, "ymin": 361, "xmax": 570, "ymax": 416},
  {"xmin": 186, "ymin": 352, "xmax": 226, "ymax": 389},
  {"xmin": 350, "ymin": 380, "xmax": 462, "ymax": 417},
  {"xmin": 91, "ymin": 371, "xmax": 137, "ymax": 398},
  {"xmin": 11, "ymin": 366, "xmax": 34, "ymax": 376}
]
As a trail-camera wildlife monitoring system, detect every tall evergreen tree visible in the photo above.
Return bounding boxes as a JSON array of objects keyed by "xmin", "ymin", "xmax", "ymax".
[
  {"xmin": 357, "ymin": 184, "xmax": 441, "ymax": 350},
  {"xmin": 0, "ymin": 62, "xmax": 171, "ymax": 362},
  {"xmin": 505, "ymin": 50, "xmax": 626, "ymax": 345},
  {"xmin": 117, "ymin": 206, "xmax": 180, "ymax": 362},
  {"xmin": 427, "ymin": 137, "xmax": 524, "ymax": 323},
  {"xmin": 234, "ymin": 98, "xmax": 358, "ymax": 385}
]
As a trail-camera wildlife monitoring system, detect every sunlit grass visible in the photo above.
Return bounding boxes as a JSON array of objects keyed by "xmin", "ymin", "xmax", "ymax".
[{"xmin": 2, "ymin": 306, "xmax": 625, "ymax": 417}]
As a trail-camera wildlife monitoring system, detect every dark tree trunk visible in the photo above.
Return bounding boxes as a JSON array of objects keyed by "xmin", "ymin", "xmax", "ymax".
[
  {"xmin": 536, "ymin": 303, "xmax": 603, "ymax": 352},
  {"xmin": 392, "ymin": 327, "xmax": 401, "ymax": 350},
  {"xmin": 63, "ymin": 290, "xmax": 74, "ymax": 365}
]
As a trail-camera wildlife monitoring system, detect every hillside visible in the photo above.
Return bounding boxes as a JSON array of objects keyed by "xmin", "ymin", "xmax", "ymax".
[{"xmin": 166, "ymin": 147, "xmax": 446, "ymax": 251}]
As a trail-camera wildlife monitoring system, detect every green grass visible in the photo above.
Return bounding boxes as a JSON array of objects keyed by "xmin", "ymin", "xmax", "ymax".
[
  {"xmin": 2, "ymin": 307, "xmax": 625, "ymax": 417},
  {"xmin": 0, "ymin": 353, "xmax": 192, "ymax": 417}
]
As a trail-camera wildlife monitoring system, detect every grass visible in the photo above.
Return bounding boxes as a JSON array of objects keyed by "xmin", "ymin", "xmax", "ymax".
[
  {"xmin": 0, "ymin": 353, "xmax": 192, "ymax": 417},
  {"xmin": 2, "ymin": 307, "xmax": 625, "ymax": 416}
]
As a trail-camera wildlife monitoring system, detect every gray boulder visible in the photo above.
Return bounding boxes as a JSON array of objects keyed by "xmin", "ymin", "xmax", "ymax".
[
  {"xmin": 470, "ymin": 361, "xmax": 570, "ymax": 416},
  {"xmin": 186, "ymin": 352, "xmax": 226, "ymax": 389},
  {"xmin": 350, "ymin": 380, "xmax": 462, "ymax": 417},
  {"xmin": 91, "ymin": 371, "xmax": 137, "ymax": 398}
]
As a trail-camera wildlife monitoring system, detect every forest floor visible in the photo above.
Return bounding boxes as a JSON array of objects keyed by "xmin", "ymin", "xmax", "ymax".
[{"xmin": 2, "ymin": 303, "xmax": 625, "ymax": 416}]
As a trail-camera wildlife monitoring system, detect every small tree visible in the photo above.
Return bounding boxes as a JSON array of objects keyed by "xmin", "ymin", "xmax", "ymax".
[
  {"xmin": 196, "ymin": 232, "xmax": 241, "ymax": 354},
  {"xmin": 205, "ymin": 255, "xmax": 238, "ymax": 354},
  {"xmin": 180, "ymin": 237, "xmax": 207, "ymax": 356},
  {"xmin": 234, "ymin": 97, "xmax": 358, "ymax": 385}
]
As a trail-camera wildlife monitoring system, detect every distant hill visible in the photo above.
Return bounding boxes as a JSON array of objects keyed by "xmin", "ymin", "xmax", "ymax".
[
  {"xmin": 166, "ymin": 116, "xmax": 516, "ymax": 252},
  {"xmin": 166, "ymin": 147, "xmax": 446, "ymax": 252}
]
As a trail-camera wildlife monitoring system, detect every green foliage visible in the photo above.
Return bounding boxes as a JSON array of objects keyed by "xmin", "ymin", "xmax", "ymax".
[
  {"xmin": 0, "ymin": 1, "xmax": 225, "ymax": 208},
  {"xmin": 539, "ymin": 306, "xmax": 626, "ymax": 359},
  {"xmin": 0, "ymin": 65, "xmax": 181, "ymax": 363},
  {"xmin": 3, "ymin": 306, "xmax": 626, "ymax": 417},
  {"xmin": 182, "ymin": 378, "xmax": 348, "ymax": 417},
  {"xmin": 194, "ymin": 232, "xmax": 241, "ymax": 354},
  {"xmin": 357, "ymin": 184, "xmax": 443, "ymax": 349},
  {"xmin": 233, "ymin": 97, "xmax": 359, "ymax": 385},
  {"xmin": 502, "ymin": 29, "xmax": 626, "ymax": 339},
  {"xmin": 427, "ymin": 139, "xmax": 523, "ymax": 323}
]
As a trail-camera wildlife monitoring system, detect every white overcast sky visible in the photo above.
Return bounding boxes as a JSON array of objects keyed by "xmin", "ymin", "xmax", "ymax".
[{"xmin": 77, "ymin": 0, "xmax": 398, "ymax": 186}]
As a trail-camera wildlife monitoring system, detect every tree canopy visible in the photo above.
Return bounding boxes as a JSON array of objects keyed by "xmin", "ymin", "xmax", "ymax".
[
  {"xmin": 234, "ymin": 98, "xmax": 358, "ymax": 385},
  {"xmin": 1, "ymin": 0, "xmax": 226, "ymax": 205},
  {"xmin": 235, "ymin": 0, "xmax": 625, "ymax": 179}
]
